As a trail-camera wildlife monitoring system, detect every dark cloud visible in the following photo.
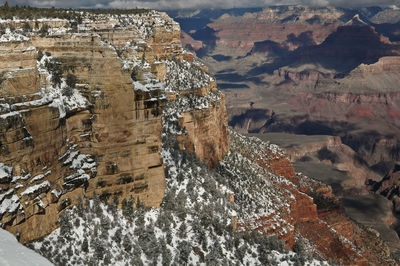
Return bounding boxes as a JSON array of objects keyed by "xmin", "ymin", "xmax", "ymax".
[{"xmin": 2, "ymin": 0, "xmax": 400, "ymax": 9}]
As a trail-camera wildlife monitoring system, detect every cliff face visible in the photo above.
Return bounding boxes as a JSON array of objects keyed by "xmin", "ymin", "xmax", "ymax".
[
  {"xmin": 206, "ymin": 6, "xmax": 344, "ymax": 55},
  {"xmin": 368, "ymin": 168, "xmax": 400, "ymax": 218},
  {"xmin": 0, "ymin": 11, "xmax": 229, "ymax": 242},
  {"xmin": 177, "ymin": 99, "xmax": 229, "ymax": 167},
  {"xmin": 228, "ymin": 131, "xmax": 392, "ymax": 265},
  {"xmin": 0, "ymin": 8, "xmax": 397, "ymax": 264},
  {"xmin": 0, "ymin": 37, "xmax": 38, "ymax": 97}
]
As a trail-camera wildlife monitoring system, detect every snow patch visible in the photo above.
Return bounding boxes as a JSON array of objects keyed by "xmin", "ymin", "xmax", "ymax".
[
  {"xmin": 20, "ymin": 181, "xmax": 51, "ymax": 197},
  {"xmin": 0, "ymin": 229, "xmax": 53, "ymax": 266},
  {"xmin": 0, "ymin": 164, "xmax": 12, "ymax": 182}
]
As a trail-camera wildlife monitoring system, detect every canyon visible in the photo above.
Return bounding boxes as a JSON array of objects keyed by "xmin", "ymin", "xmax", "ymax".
[
  {"xmin": 0, "ymin": 5, "xmax": 398, "ymax": 264},
  {"xmin": 0, "ymin": 10, "xmax": 229, "ymax": 243},
  {"xmin": 173, "ymin": 4, "xmax": 400, "ymax": 260}
]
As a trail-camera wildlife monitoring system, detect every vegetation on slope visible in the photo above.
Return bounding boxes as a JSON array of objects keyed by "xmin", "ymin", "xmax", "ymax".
[
  {"xmin": 0, "ymin": 2, "xmax": 149, "ymax": 20},
  {"xmin": 30, "ymin": 99, "xmax": 319, "ymax": 265}
]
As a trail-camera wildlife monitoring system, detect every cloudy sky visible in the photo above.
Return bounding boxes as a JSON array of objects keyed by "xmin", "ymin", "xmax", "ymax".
[{"xmin": 4, "ymin": 0, "xmax": 400, "ymax": 9}]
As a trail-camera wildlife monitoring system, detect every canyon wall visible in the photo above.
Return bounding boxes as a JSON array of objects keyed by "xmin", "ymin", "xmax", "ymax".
[
  {"xmin": 0, "ymin": 12, "xmax": 229, "ymax": 242},
  {"xmin": 229, "ymin": 132, "xmax": 393, "ymax": 265}
]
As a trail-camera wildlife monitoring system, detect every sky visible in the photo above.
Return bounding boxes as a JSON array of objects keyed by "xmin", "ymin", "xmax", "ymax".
[{"xmin": 3, "ymin": 0, "xmax": 400, "ymax": 10}]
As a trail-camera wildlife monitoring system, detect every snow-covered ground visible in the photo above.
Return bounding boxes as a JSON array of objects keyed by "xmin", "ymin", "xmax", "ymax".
[
  {"xmin": 31, "ymin": 89, "xmax": 328, "ymax": 265},
  {"xmin": 0, "ymin": 229, "xmax": 53, "ymax": 266},
  {"xmin": 0, "ymin": 10, "xmax": 334, "ymax": 265}
]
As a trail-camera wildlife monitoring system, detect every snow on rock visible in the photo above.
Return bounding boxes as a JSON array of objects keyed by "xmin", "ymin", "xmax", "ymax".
[
  {"xmin": 0, "ymin": 53, "xmax": 89, "ymax": 120},
  {"xmin": 48, "ymin": 27, "xmax": 70, "ymax": 36},
  {"xmin": 30, "ymin": 174, "xmax": 45, "ymax": 184},
  {"xmin": 165, "ymin": 58, "xmax": 214, "ymax": 93},
  {"xmin": 0, "ymin": 111, "xmax": 22, "ymax": 120},
  {"xmin": 31, "ymin": 93, "xmax": 323, "ymax": 265},
  {"xmin": 111, "ymin": 10, "xmax": 179, "ymax": 40},
  {"xmin": 0, "ymin": 229, "xmax": 53, "ymax": 266},
  {"xmin": 64, "ymin": 172, "xmax": 90, "ymax": 185},
  {"xmin": 51, "ymin": 189, "xmax": 62, "ymax": 200},
  {"xmin": 59, "ymin": 142, "xmax": 97, "ymax": 189},
  {"xmin": 0, "ymin": 195, "xmax": 21, "ymax": 217},
  {"xmin": 70, "ymin": 154, "xmax": 97, "ymax": 172},
  {"xmin": 0, "ymin": 189, "xmax": 14, "ymax": 204},
  {"xmin": 0, "ymin": 163, "xmax": 12, "ymax": 182},
  {"xmin": 20, "ymin": 181, "xmax": 51, "ymax": 197},
  {"xmin": 0, "ymin": 28, "xmax": 29, "ymax": 43},
  {"xmin": 132, "ymin": 72, "xmax": 165, "ymax": 92},
  {"xmin": 62, "ymin": 151, "xmax": 79, "ymax": 165},
  {"xmin": 61, "ymin": 143, "xmax": 97, "ymax": 174},
  {"xmin": 0, "ymin": 103, "xmax": 10, "ymax": 113},
  {"xmin": 37, "ymin": 55, "xmax": 89, "ymax": 119}
]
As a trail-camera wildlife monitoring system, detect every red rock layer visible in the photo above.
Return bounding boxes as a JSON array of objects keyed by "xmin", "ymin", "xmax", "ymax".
[{"xmin": 239, "ymin": 146, "xmax": 393, "ymax": 264}]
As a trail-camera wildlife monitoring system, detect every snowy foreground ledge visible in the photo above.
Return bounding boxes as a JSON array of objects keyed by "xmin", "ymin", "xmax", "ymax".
[{"xmin": 0, "ymin": 229, "xmax": 53, "ymax": 266}]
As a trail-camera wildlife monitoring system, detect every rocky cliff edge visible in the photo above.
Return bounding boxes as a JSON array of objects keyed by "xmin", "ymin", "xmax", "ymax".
[{"xmin": 0, "ymin": 10, "xmax": 229, "ymax": 242}]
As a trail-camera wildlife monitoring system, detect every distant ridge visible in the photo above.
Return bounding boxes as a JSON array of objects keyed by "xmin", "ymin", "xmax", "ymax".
[{"xmin": 345, "ymin": 14, "xmax": 369, "ymax": 26}]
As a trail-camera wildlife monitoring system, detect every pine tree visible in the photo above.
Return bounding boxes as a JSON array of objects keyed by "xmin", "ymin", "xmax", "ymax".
[
  {"xmin": 76, "ymin": 195, "xmax": 84, "ymax": 217},
  {"xmin": 166, "ymin": 231, "xmax": 172, "ymax": 245},
  {"xmin": 122, "ymin": 197, "xmax": 135, "ymax": 218},
  {"xmin": 176, "ymin": 241, "xmax": 191, "ymax": 264},
  {"xmin": 178, "ymin": 222, "xmax": 187, "ymax": 239},
  {"xmin": 66, "ymin": 73, "xmax": 77, "ymax": 88},
  {"xmin": 122, "ymin": 234, "xmax": 132, "ymax": 252},
  {"xmin": 22, "ymin": 22, "xmax": 31, "ymax": 33},
  {"xmin": 93, "ymin": 238, "xmax": 105, "ymax": 260},
  {"xmin": 82, "ymin": 237, "xmax": 89, "ymax": 253},
  {"xmin": 92, "ymin": 191, "xmax": 102, "ymax": 215},
  {"xmin": 109, "ymin": 197, "xmax": 119, "ymax": 215},
  {"xmin": 160, "ymin": 237, "xmax": 172, "ymax": 266},
  {"xmin": 59, "ymin": 211, "xmax": 72, "ymax": 238},
  {"xmin": 113, "ymin": 228, "xmax": 122, "ymax": 244},
  {"xmin": 205, "ymin": 239, "xmax": 222, "ymax": 264},
  {"xmin": 103, "ymin": 253, "xmax": 111, "ymax": 265},
  {"xmin": 39, "ymin": 24, "xmax": 49, "ymax": 36}
]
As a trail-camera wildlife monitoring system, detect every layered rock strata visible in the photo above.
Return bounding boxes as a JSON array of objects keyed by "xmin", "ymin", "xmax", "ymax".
[
  {"xmin": 229, "ymin": 132, "xmax": 393, "ymax": 265},
  {"xmin": 0, "ymin": 11, "xmax": 229, "ymax": 242}
]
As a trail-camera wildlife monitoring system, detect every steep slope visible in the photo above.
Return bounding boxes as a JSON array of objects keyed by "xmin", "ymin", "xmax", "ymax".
[
  {"xmin": 30, "ymin": 129, "xmax": 394, "ymax": 265},
  {"xmin": 177, "ymin": 5, "xmax": 400, "ymax": 259},
  {"xmin": 0, "ymin": 7, "xmax": 397, "ymax": 265},
  {"xmin": 0, "ymin": 10, "xmax": 228, "ymax": 242}
]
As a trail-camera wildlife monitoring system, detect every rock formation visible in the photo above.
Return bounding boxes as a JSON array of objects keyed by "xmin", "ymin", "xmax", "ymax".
[
  {"xmin": 174, "ymin": 5, "xmax": 400, "ymax": 261},
  {"xmin": 0, "ymin": 10, "xmax": 229, "ymax": 242},
  {"xmin": 206, "ymin": 6, "xmax": 344, "ymax": 55},
  {"xmin": 228, "ymin": 131, "xmax": 393, "ymax": 265},
  {"xmin": 0, "ymin": 7, "xmax": 397, "ymax": 264}
]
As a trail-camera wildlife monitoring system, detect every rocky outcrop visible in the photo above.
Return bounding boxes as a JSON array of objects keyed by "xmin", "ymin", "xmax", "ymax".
[
  {"xmin": 289, "ymin": 92, "xmax": 400, "ymax": 126},
  {"xmin": 272, "ymin": 68, "xmax": 335, "ymax": 90},
  {"xmin": 350, "ymin": 56, "xmax": 400, "ymax": 75},
  {"xmin": 0, "ymin": 37, "xmax": 38, "ymax": 97},
  {"xmin": 371, "ymin": 7, "xmax": 400, "ymax": 24},
  {"xmin": 0, "ymin": 11, "xmax": 229, "ymax": 242},
  {"xmin": 207, "ymin": 6, "xmax": 343, "ymax": 55},
  {"xmin": 368, "ymin": 168, "xmax": 400, "ymax": 217},
  {"xmin": 177, "ymin": 95, "xmax": 229, "ymax": 167},
  {"xmin": 230, "ymin": 131, "xmax": 393, "ymax": 265},
  {"xmin": 181, "ymin": 31, "xmax": 203, "ymax": 51}
]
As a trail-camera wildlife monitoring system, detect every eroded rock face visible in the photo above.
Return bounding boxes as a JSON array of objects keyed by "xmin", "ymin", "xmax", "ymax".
[
  {"xmin": 206, "ymin": 6, "xmax": 344, "ymax": 55},
  {"xmin": 368, "ymin": 169, "xmax": 400, "ymax": 218},
  {"xmin": 0, "ymin": 38, "xmax": 38, "ymax": 97},
  {"xmin": 177, "ymin": 94, "xmax": 229, "ymax": 167},
  {"xmin": 0, "ymin": 11, "xmax": 229, "ymax": 242},
  {"xmin": 229, "ymin": 132, "xmax": 393, "ymax": 265}
]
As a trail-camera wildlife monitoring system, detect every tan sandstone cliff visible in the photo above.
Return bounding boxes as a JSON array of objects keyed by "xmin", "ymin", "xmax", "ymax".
[{"xmin": 0, "ymin": 11, "xmax": 229, "ymax": 242}]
